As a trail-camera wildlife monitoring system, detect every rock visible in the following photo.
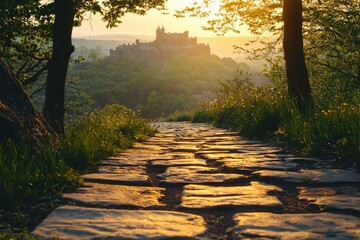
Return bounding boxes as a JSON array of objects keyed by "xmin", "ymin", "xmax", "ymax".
[
  {"xmin": 202, "ymin": 145, "xmax": 249, "ymax": 152},
  {"xmin": 115, "ymin": 152, "xmax": 172, "ymax": 161},
  {"xmin": 165, "ymin": 152, "xmax": 196, "ymax": 159},
  {"xmin": 32, "ymin": 206, "xmax": 207, "ymax": 239},
  {"xmin": 82, "ymin": 173, "xmax": 149, "ymax": 186},
  {"xmin": 158, "ymin": 166, "xmax": 244, "ymax": 184},
  {"xmin": 219, "ymin": 159, "xmax": 298, "ymax": 171},
  {"xmin": 181, "ymin": 182, "xmax": 282, "ymax": 209},
  {"xmin": 299, "ymin": 187, "xmax": 360, "ymax": 211},
  {"xmin": 183, "ymin": 181, "xmax": 281, "ymax": 196},
  {"xmin": 97, "ymin": 166, "xmax": 146, "ymax": 174},
  {"xmin": 132, "ymin": 143, "xmax": 169, "ymax": 151},
  {"xmin": 170, "ymin": 145, "xmax": 200, "ymax": 152},
  {"xmin": 201, "ymin": 153, "xmax": 274, "ymax": 161},
  {"xmin": 255, "ymin": 169, "xmax": 360, "ymax": 183},
  {"xmin": 0, "ymin": 59, "xmax": 56, "ymax": 150},
  {"xmin": 100, "ymin": 157, "xmax": 145, "ymax": 166},
  {"xmin": 63, "ymin": 183, "xmax": 164, "ymax": 208},
  {"xmin": 208, "ymin": 140, "xmax": 261, "ymax": 145},
  {"xmin": 203, "ymin": 136, "xmax": 240, "ymax": 142},
  {"xmin": 151, "ymin": 158, "xmax": 207, "ymax": 167},
  {"xmin": 230, "ymin": 212, "xmax": 360, "ymax": 239}
]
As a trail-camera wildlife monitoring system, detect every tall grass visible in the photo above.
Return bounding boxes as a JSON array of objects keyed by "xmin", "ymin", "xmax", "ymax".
[
  {"xmin": 0, "ymin": 141, "xmax": 79, "ymax": 209},
  {"xmin": 0, "ymin": 104, "xmax": 155, "ymax": 209},
  {"xmin": 278, "ymin": 102, "xmax": 360, "ymax": 159},
  {"xmin": 192, "ymin": 76, "xmax": 360, "ymax": 162},
  {"xmin": 61, "ymin": 105, "xmax": 155, "ymax": 171}
]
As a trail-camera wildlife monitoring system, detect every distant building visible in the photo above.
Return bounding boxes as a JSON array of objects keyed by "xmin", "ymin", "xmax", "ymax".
[{"xmin": 110, "ymin": 26, "xmax": 210, "ymax": 60}]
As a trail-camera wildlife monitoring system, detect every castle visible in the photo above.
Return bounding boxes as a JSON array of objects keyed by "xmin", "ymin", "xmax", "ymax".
[{"xmin": 110, "ymin": 26, "xmax": 211, "ymax": 60}]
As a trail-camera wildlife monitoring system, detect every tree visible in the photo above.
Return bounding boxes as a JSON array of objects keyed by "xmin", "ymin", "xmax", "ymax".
[
  {"xmin": 283, "ymin": 0, "xmax": 311, "ymax": 108},
  {"xmin": 1, "ymin": 0, "xmax": 167, "ymax": 133},
  {"xmin": 43, "ymin": 0, "xmax": 75, "ymax": 133},
  {"xmin": 43, "ymin": 0, "xmax": 167, "ymax": 133},
  {"xmin": 303, "ymin": 0, "xmax": 360, "ymax": 102},
  {"xmin": 0, "ymin": 0, "xmax": 53, "ymax": 88},
  {"xmin": 178, "ymin": 0, "xmax": 360, "ymax": 107},
  {"xmin": 178, "ymin": 0, "xmax": 312, "ymax": 108}
]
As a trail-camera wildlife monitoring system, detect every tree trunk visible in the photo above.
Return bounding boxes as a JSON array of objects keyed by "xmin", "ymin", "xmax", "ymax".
[
  {"xmin": 283, "ymin": 0, "xmax": 312, "ymax": 109},
  {"xmin": 0, "ymin": 59, "xmax": 56, "ymax": 150},
  {"xmin": 43, "ymin": 0, "xmax": 74, "ymax": 133}
]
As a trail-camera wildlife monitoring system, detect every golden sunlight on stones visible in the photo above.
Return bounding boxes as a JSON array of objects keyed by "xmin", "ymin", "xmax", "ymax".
[
  {"xmin": 218, "ymin": 158, "xmax": 298, "ymax": 171},
  {"xmin": 255, "ymin": 169, "xmax": 360, "ymax": 183},
  {"xmin": 82, "ymin": 173, "xmax": 149, "ymax": 185},
  {"xmin": 299, "ymin": 187, "xmax": 360, "ymax": 212},
  {"xmin": 157, "ymin": 166, "xmax": 244, "ymax": 184},
  {"xmin": 32, "ymin": 206, "xmax": 207, "ymax": 239},
  {"xmin": 151, "ymin": 158, "xmax": 207, "ymax": 167},
  {"xmin": 181, "ymin": 182, "xmax": 283, "ymax": 209},
  {"xmin": 63, "ymin": 183, "xmax": 165, "ymax": 208},
  {"xmin": 230, "ymin": 212, "xmax": 360, "ymax": 239}
]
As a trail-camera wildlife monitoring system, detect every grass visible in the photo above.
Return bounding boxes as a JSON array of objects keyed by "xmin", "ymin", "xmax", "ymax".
[
  {"xmin": 186, "ymin": 79, "xmax": 360, "ymax": 163},
  {"xmin": 61, "ymin": 105, "xmax": 155, "ymax": 171},
  {"xmin": 0, "ymin": 104, "xmax": 155, "ymax": 236}
]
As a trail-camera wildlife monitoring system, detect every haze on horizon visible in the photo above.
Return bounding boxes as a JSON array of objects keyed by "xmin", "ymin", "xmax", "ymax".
[{"xmin": 73, "ymin": 0, "xmax": 251, "ymax": 39}]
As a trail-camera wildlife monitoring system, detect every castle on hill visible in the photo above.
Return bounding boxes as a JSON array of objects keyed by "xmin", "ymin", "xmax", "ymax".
[{"xmin": 110, "ymin": 26, "xmax": 211, "ymax": 60}]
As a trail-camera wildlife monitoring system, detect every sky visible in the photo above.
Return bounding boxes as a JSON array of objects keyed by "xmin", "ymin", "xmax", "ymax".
[{"xmin": 72, "ymin": 0, "xmax": 249, "ymax": 38}]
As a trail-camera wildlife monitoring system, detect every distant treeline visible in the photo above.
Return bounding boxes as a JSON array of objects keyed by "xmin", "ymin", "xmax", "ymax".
[{"xmin": 67, "ymin": 54, "xmax": 266, "ymax": 118}]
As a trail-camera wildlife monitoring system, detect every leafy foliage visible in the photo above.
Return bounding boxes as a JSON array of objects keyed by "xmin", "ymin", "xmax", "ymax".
[
  {"xmin": 67, "ymin": 54, "xmax": 254, "ymax": 118},
  {"xmin": 178, "ymin": 0, "xmax": 360, "ymax": 102},
  {"xmin": 0, "ymin": 0, "xmax": 53, "ymax": 86}
]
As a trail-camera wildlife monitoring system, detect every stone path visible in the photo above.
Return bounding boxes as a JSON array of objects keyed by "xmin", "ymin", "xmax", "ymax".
[{"xmin": 33, "ymin": 122, "xmax": 360, "ymax": 239}]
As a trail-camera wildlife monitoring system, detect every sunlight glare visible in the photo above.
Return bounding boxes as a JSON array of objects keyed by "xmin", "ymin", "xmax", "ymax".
[{"xmin": 206, "ymin": 0, "xmax": 221, "ymax": 14}]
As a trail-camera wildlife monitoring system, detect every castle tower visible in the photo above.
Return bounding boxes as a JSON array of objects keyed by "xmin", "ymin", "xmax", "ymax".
[{"xmin": 156, "ymin": 26, "xmax": 165, "ymax": 41}]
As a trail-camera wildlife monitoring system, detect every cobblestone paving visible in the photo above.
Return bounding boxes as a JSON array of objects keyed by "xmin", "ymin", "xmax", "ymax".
[{"xmin": 33, "ymin": 122, "xmax": 360, "ymax": 239}]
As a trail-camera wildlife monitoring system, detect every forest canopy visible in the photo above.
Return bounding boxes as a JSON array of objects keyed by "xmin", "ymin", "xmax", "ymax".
[{"xmin": 64, "ymin": 53, "xmax": 261, "ymax": 118}]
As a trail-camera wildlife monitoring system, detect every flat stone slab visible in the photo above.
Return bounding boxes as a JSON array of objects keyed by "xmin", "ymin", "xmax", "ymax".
[
  {"xmin": 255, "ymin": 169, "xmax": 360, "ymax": 183},
  {"xmin": 98, "ymin": 166, "xmax": 146, "ymax": 174},
  {"xmin": 115, "ymin": 152, "xmax": 173, "ymax": 161},
  {"xmin": 158, "ymin": 166, "xmax": 244, "ymax": 184},
  {"xmin": 207, "ymin": 140, "xmax": 261, "ymax": 145},
  {"xmin": 170, "ymin": 145, "xmax": 200, "ymax": 152},
  {"xmin": 203, "ymin": 136, "xmax": 240, "ymax": 141},
  {"xmin": 101, "ymin": 157, "xmax": 145, "ymax": 166},
  {"xmin": 63, "ymin": 183, "xmax": 164, "ymax": 208},
  {"xmin": 132, "ymin": 143, "xmax": 168, "ymax": 152},
  {"xmin": 219, "ymin": 159, "xmax": 298, "ymax": 171},
  {"xmin": 181, "ymin": 182, "xmax": 282, "ymax": 209},
  {"xmin": 32, "ymin": 206, "xmax": 207, "ymax": 239},
  {"xmin": 183, "ymin": 182, "xmax": 281, "ymax": 196},
  {"xmin": 202, "ymin": 145, "xmax": 249, "ymax": 152},
  {"xmin": 151, "ymin": 158, "xmax": 207, "ymax": 167},
  {"xmin": 299, "ymin": 187, "xmax": 360, "ymax": 211},
  {"xmin": 201, "ymin": 153, "xmax": 275, "ymax": 161},
  {"xmin": 82, "ymin": 173, "xmax": 149, "ymax": 185},
  {"xmin": 231, "ymin": 212, "xmax": 360, "ymax": 239},
  {"xmin": 163, "ymin": 152, "xmax": 195, "ymax": 159}
]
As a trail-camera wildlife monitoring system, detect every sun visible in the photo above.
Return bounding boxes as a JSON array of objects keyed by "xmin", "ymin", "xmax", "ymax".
[{"xmin": 207, "ymin": 0, "xmax": 220, "ymax": 13}]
